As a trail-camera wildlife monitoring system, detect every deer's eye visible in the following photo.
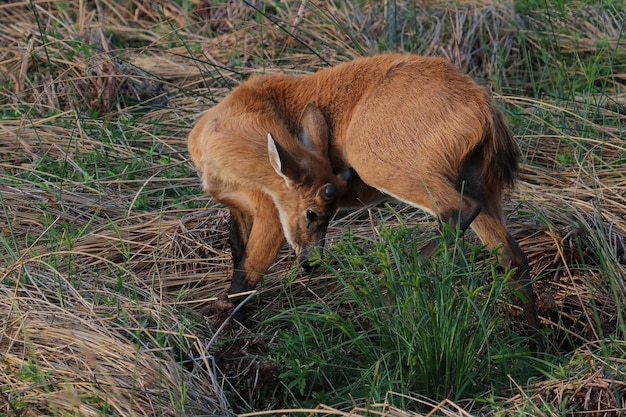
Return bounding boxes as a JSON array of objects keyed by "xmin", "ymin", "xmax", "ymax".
[
  {"xmin": 306, "ymin": 209, "xmax": 318, "ymax": 222},
  {"xmin": 321, "ymin": 183, "xmax": 336, "ymax": 201}
]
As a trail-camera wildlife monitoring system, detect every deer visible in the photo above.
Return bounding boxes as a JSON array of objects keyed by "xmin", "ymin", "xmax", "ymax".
[{"xmin": 187, "ymin": 54, "xmax": 544, "ymax": 352}]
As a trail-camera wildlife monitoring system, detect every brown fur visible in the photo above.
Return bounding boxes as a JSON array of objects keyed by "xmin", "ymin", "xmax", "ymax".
[{"xmin": 187, "ymin": 54, "xmax": 543, "ymax": 351}]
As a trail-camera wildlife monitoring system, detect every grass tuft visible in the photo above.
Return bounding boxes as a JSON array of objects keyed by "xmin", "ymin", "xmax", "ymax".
[{"xmin": 267, "ymin": 222, "xmax": 546, "ymax": 409}]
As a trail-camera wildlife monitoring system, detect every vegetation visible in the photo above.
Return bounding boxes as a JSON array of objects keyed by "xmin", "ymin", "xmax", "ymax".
[{"xmin": 0, "ymin": 0, "xmax": 624, "ymax": 415}]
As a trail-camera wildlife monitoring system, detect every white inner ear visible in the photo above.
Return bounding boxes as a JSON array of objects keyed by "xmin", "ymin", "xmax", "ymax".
[
  {"xmin": 298, "ymin": 103, "xmax": 328, "ymax": 155},
  {"xmin": 267, "ymin": 133, "xmax": 291, "ymax": 184}
]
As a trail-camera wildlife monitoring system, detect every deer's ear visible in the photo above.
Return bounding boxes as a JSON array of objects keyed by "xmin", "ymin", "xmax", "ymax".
[
  {"xmin": 297, "ymin": 103, "xmax": 329, "ymax": 155},
  {"xmin": 268, "ymin": 133, "xmax": 305, "ymax": 187}
]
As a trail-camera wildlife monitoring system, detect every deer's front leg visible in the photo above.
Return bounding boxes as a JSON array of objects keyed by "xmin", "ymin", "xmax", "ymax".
[{"xmin": 228, "ymin": 195, "xmax": 285, "ymax": 322}]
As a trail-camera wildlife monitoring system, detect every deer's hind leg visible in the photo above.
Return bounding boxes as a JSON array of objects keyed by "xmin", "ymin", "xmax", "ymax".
[
  {"xmin": 469, "ymin": 199, "xmax": 544, "ymax": 352},
  {"xmin": 399, "ymin": 181, "xmax": 543, "ymax": 352},
  {"xmin": 418, "ymin": 191, "xmax": 483, "ymax": 259}
]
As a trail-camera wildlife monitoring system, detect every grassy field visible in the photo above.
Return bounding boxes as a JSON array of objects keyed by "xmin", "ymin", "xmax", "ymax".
[{"xmin": 1, "ymin": 0, "xmax": 625, "ymax": 416}]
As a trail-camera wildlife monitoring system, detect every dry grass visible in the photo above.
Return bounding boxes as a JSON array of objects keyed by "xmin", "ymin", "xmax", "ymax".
[{"xmin": 1, "ymin": 0, "xmax": 625, "ymax": 416}]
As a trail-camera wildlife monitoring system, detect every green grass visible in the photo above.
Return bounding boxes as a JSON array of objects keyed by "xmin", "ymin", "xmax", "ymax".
[{"xmin": 265, "ymin": 222, "xmax": 548, "ymax": 411}]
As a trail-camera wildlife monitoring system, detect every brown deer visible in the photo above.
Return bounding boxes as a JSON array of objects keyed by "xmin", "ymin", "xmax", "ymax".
[{"xmin": 187, "ymin": 54, "xmax": 544, "ymax": 352}]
